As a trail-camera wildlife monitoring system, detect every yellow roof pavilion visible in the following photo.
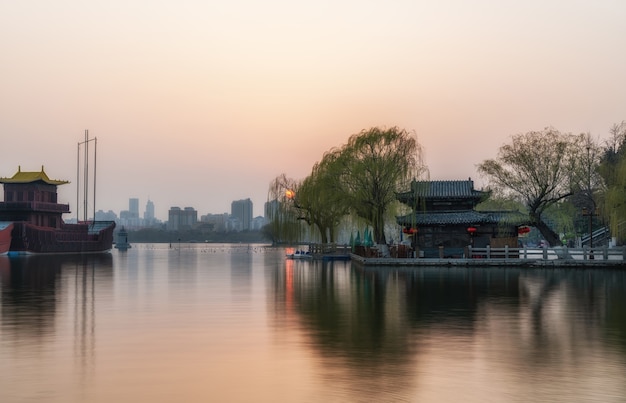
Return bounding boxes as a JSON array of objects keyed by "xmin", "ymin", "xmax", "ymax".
[{"xmin": 0, "ymin": 166, "xmax": 70, "ymax": 185}]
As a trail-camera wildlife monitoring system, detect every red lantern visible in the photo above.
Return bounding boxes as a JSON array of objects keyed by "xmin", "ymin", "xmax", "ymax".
[
  {"xmin": 403, "ymin": 227, "xmax": 418, "ymax": 235},
  {"xmin": 467, "ymin": 226, "xmax": 477, "ymax": 234},
  {"xmin": 518, "ymin": 226, "xmax": 530, "ymax": 234}
]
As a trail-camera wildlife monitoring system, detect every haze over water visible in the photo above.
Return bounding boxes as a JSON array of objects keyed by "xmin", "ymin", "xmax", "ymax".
[{"xmin": 2, "ymin": 245, "xmax": 626, "ymax": 402}]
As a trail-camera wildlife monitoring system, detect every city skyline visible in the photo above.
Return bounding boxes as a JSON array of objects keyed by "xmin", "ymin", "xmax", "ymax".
[
  {"xmin": 103, "ymin": 196, "xmax": 263, "ymax": 224},
  {"xmin": 2, "ymin": 1, "xmax": 625, "ymax": 220}
]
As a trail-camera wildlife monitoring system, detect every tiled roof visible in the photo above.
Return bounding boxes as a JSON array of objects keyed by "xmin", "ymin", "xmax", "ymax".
[
  {"xmin": 0, "ymin": 166, "xmax": 69, "ymax": 185},
  {"xmin": 397, "ymin": 210, "xmax": 529, "ymax": 226},
  {"xmin": 397, "ymin": 179, "xmax": 488, "ymax": 201}
]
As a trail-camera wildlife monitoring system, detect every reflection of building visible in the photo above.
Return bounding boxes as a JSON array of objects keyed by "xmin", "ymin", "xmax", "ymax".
[
  {"xmin": 231, "ymin": 198, "xmax": 253, "ymax": 231},
  {"xmin": 168, "ymin": 206, "xmax": 197, "ymax": 231},
  {"xmin": 397, "ymin": 179, "xmax": 528, "ymax": 257}
]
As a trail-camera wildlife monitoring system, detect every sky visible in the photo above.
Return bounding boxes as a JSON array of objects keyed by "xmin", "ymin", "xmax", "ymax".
[{"xmin": 1, "ymin": 1, "xmax": 625, "ymax": 221}]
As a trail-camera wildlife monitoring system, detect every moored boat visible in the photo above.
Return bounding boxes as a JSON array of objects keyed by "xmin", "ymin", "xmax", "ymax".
[
  {"xmin": 0, "ymin": 222, "xmax": 13, "ymax": 254},
  {"xmin": 286, "ymin": 250, "xmax": 312, "ymax": 259},
  {"xmin": 0, "ymin": 166, "xmax": 115, "ymax": 254}
]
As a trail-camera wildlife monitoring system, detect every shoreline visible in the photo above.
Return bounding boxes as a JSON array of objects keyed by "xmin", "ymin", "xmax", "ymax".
[{"xmin": 349, "ymin": 253, "xmax": 626, "ymax": 268}]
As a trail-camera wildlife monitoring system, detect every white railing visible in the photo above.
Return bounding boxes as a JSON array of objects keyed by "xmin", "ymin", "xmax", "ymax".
[{"xmin": 467, "ymin": 245, "xmax": 626, "ymax": 261}]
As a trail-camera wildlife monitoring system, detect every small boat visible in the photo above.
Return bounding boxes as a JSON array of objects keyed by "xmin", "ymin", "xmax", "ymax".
[
  {"xmin": 286, "ymin": 250, "xmax": 312, "ymax": 259},
  {"xmin": 0, "ymin": 222, "xmax": 13, "ymax": 255}
]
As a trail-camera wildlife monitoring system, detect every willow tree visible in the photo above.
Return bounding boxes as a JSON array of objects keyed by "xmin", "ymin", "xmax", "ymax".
[
  {"xmin": 478, "ymin": 128, "xmax": 588, "ymax": 246},
  {"xmin": 335, "ymin": 127, "xmax": 423, "ymax": 245},
  {"xmin": 265, "ymin": 174, "xmax": 305, "ymax": 244},
  {"xmin": 294, "ymin": 149, "xmax": 349, "ymax": 243},
  {"xmin": 599, "ymin": 121, "xmax": 626, "ymax": 242}
]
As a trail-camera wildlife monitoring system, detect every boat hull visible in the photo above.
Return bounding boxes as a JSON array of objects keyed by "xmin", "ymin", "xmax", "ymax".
[
  {"xmin": 9, "ymin": 221, "xmax": 115, "ymax": 254},
  {"xmin": 0, "ymin": 222, "xmax": 13, "ymax": 255}
]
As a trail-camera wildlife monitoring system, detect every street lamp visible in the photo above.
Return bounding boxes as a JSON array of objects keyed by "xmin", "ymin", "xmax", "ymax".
[
  {"xmin": 582, "ymin": 207, "xmax": 596, "ymax": 259},
  {"xmin": 583, "ymin": 142, "xmax": 595, "ymax": 259}
]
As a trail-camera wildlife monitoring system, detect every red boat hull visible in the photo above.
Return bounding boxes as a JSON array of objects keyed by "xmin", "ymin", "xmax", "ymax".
[
  {"xmin": 9, "ymin": 221, "xmax": 115, "ymax": 254},
  {"xmin": 0, "ymin": 222, "xmax": 13, "ymax": 254}
]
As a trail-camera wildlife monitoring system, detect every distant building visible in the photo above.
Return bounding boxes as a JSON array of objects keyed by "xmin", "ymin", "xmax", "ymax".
[
  {"xmin": 251, "ymin": 216, "xmax": 267, "ymax": 230},
  {"xmin": 264, "ymin": 199, "xmax": 280, "ymax": 220},
  {"xmin": 201, "ymin": 213, "xmax": 229, "ymax": 232},
  {"xmin": 119, "ymin": 198, "xmax": 142, "ymax": 229},
  {"xmin": 95, "ymin": 209, "xmax": 118, "ymax": 222},
  {"xmin": 129, "ymin": 198, "xmax": 139, "ymax": 219},
  {"xmin": 168, "ymin": 206, "xmax": 197, "ymax": 231},
  {"xmin": 144, "ymin": 199, "xmax": 155, "ymax": 223},
  {"xmin": 231, "ymin": 198, "xmax": 253, "ymax": 231}
]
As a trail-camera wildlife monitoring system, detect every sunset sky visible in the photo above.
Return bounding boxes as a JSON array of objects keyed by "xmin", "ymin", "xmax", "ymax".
[{"xmin": 1, "ymin": 1, "xmax": 625, "ymax": 220}]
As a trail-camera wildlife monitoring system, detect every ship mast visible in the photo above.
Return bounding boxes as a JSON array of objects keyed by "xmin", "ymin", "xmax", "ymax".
[{"xmin": 77, "ymin": 130, "xmax": 97, "ymax": 223}]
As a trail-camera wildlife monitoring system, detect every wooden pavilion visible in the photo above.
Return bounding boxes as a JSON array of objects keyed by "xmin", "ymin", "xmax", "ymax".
[{"xmin": 396, "ymin": 179, "xmax": 529, "ymax": 258}]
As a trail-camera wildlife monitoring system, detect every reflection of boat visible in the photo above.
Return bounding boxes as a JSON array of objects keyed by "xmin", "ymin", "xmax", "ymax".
[
  {"xmin": 0, "ymin": 222, "xmax": 13, "ymax": 254},
  {"xmin": 0, "ymin": 167, "xmax": 115, "ymax": 254},
  {"xmin": 286, "ymin": 250, "xmax": 312, "ymax": 259}
]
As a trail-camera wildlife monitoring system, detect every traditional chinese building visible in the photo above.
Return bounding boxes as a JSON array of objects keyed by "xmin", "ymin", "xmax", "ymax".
[
  {"xmin": 0, "ymin": 166, "xmax": 115, "ymax": 253},
  {"xmin": 396, "ymin": 179, "xmax": 528, "ymax": 258}
]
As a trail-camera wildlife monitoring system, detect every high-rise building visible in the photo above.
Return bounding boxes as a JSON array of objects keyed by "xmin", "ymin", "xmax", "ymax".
[
  {"xmin": 129, "ymin": 198, "xmax": 139, "ymax": 219},
  {"xmin": 144, "ymin": 199, "xmax": 155, "ymax": 221},
  {"xmin": 168, "ymin": 206, "xmax": 197, "ymax": 231},
  {"xmin": 231, "ymin": 198, "xmax": 253, "ymax": 231}
]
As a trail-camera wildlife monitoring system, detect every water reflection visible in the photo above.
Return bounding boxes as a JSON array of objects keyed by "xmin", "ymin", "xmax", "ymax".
[
  {"xmin": 0, "ymin": 254, "xmax": 113, "ymax": 401},
  {"xmin": 272, "ymin": 262, "xmax": 626, "ymax": 401},
  {"xmin": 2, "ymin": 247, "xmax": 626, "ymax": 402}
]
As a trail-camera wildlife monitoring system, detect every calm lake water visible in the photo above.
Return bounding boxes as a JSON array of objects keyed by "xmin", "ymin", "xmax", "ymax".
[{"xmin": 1, "ymin": 243, "xmax": 626, "ymax": 402}]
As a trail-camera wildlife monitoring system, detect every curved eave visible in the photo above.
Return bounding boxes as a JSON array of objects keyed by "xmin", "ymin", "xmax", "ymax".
[
  {"xmin": 0, "ymin": 168, "xmax": 69, "ymax": 186},
  {"xmin": 397, "ymin": 210, "xmax": 530, "ymax": 227}
]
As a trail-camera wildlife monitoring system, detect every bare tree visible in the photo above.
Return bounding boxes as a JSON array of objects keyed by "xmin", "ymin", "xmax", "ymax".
[{"xmin": 478, "ymin": 127, "xmax": 588, "ymax": 246}]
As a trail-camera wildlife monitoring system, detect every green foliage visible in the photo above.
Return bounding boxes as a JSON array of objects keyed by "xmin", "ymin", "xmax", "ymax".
[
  {"xmin": 266, "ymin": 126, "xmax": 426, "ymax": 246},
  {"xmin": 334, "ymin": 127, "xmax": 425, "ymax": 245},
  {"xmin": 477, "ymin": 127, "xmax": 590, "ymax": 246},
  {"xmin": 295, "ymin": 149, "xmax": 349, "ymax": 243},
  {"xmin": 476, "ymin": 196, "xmax": 526, "ymax": 212},
  {"xmin": 266, "ymin": 174, "xmax": 308, "ymax": 244},
  {"xmin": 599, "ymin": 121, "xmax": 626, "ymax": 243}
]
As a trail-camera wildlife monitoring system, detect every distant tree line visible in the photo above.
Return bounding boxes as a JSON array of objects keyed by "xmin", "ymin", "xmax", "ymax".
[{"xmin": 121, "ymin": 227, "xmax": 270, "ymax": 244}]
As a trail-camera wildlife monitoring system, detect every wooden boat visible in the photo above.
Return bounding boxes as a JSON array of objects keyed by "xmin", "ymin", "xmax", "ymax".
[
  {"xmin": 0, "ymin": 222, "xmax": 13, "ymax": 254},
  {"xmin": 0, "ymin": 166, "xmax": 115, "ymax": 254}
]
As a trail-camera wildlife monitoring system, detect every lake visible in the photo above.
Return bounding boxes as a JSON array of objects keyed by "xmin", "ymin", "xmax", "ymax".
[{"xmin": 1, "ymin": 243, "xmax": 626, "ymax": 402}]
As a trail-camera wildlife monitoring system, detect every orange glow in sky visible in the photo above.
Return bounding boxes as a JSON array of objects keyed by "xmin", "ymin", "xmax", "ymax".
[{"xmin": 1, "ymin": 1, "xmax": 625, "ymax": 220}]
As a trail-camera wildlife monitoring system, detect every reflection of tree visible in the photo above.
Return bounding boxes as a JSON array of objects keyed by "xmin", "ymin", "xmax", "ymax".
[
  {"xmin": 272, "ymin": 259, "xmax": 418, "ymax": 398},
  {"xmin": 401, "ymin": 267, "xmax": 522, "ymax": 328},
  {"xmin": 271, "ymin": 261, "xmax": 626, "ymax": 399},
  {"xmin": 605, "ymin": 274, "xmax": 626, "ymax": 353},
  {"xmin": 518, "ymin": 269, "xmax": 626, "ymax": 356}
]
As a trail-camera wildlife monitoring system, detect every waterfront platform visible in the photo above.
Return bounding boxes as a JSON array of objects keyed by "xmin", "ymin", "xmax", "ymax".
[
  {"xmin": 350, "ymin": 254, "xmax": 626, "ymax": 268},
  {"xmin": 350, "ymin": 245, "xmax": 626, "ymax": 268}
]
